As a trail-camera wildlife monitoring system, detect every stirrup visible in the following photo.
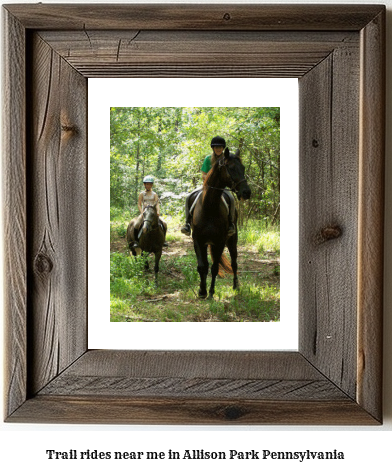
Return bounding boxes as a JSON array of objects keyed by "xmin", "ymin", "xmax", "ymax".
[
  {"xmin": 227, "ymin": 224, "xmax": 236, "ymax": 237},
  {"xmin": 181, "ymin": 223, "xmax": 191, "ymax": 236}
]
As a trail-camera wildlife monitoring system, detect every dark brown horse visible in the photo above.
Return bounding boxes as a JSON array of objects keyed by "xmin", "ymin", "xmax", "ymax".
[
  {"xmin": 126, "ymin": 203, "xmax": 166, "ymax": 282},
  {"xmin": 190, "ymin": 148, "xmax": 251, "ymax": 299}
]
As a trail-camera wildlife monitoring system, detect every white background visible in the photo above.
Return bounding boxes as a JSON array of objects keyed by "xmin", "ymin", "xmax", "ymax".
[
  {"xmin": 88, "ymin": 78, "xmax": 299, "ymax": 350},
  {"xmin": 1, "ymin": 0, "xmax": 391, "ymax": 473}
]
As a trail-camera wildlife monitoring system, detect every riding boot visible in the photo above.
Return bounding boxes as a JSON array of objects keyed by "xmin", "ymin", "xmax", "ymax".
[
  {"xmin": 159, "ymin": 219, "xmax": 169, "ymax": 246},
  {"xmin": 181, "ymin": 219, "xmax": 191, "ymax": 236},
  {"xmin": 132, "ymin": 228, "xmax": 140, "ymax": 248},
  {"xmin": 227, "ymin": 220, "xmax": 236, "ymax": 237},
  {"xmin": 182, "ymin": 188, "xmax": 202, "ymax": 236},
  {"xmin": 181, "ymin": 194, "xmax": 192, "ymax": 236},
  {"xmin": 227, "ymin": 192, "xmax": 236, "ymax": 237}
]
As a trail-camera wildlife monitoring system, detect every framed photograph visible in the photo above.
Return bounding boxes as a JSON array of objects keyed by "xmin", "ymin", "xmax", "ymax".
[
  {"xmin": 91, "ymin": 80, "xmax": 298, "ymax": 351},
  {"xmin": 3, "ymin": 4, "xmax": 385, "ymax": 424},
  {"xmin": 107, "ymin": 104, "xmax": 282, "ymax": 325}
]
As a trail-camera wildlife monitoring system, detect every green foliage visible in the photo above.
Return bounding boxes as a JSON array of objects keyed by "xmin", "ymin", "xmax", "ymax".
[
  {"xmin": 110, "ymin": 251, "xmax": 158, "ymax": 306},
  {"xmin": 109, "ymin": 213, "xmax": 280, "ymax": 322},
  {"xmin": 110, "ymin": 107, "xmax": 280, "ymax": 223},
  {"xmin": 110, "ymin": 250, "xmax": 280, "ymax": 322},
  {"xmin": 238, "ymin": 221, "xmax": 280, "ymax": 255},
  {"xmin": 110, "ymin": 107, "xmax": 281, "ymax": 322},
  {"xmin": 110, "ymin": 207, "xmax": 129, "ymax": 242}
]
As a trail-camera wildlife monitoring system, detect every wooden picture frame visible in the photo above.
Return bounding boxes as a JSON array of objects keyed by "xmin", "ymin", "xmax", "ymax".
[{"xmin": 3, "ymin": 4, "xmax": 385, "ymax": 424}]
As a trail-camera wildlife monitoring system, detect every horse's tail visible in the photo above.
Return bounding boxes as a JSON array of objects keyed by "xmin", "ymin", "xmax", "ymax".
[
  {"xmin": 219, "ymin": 253, "xmax": 234, "ymax": 276},
  {"xmin": 209, "ymin": 246, "xmax": 233, "ymax": 277}
]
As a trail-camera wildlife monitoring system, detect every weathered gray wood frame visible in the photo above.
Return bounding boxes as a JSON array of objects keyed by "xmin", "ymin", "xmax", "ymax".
[{"xmin": 2, "ymin": 4, "xmax": 385, "ymax": 424}]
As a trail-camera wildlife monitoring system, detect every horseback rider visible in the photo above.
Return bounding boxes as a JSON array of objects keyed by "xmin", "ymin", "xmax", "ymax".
[
  {"xmin": 129, "ymin": 175, "xmax": 167, "ymax": 248},
  {"xmin": 181, "ymin": 136, "xmax": 236, "ymax": 237}
]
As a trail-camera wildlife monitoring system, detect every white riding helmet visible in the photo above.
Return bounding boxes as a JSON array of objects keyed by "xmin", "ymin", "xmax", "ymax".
[{"xmin": 143, "ymin": 175, "xmax": 154, "ymax": 183}]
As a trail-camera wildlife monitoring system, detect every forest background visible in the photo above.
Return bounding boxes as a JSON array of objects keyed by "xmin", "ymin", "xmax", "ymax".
[{"xmin": 110, "ymin": 107, "xmax": 280, "ymax": 322}]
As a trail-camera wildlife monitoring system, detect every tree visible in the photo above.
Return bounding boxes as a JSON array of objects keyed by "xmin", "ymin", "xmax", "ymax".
[{"xmin": 110, "ymin": 107, "xmax": 280, "ymax": 224}]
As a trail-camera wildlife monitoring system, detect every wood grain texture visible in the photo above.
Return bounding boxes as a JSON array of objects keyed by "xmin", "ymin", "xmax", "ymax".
[
  {"xmin": 357, "ymin": 9, "xmax": 385, "ymax": 422},
  {"xmin": 27, "ymin": 33, "xmax": 87, "ymax": 395},
  {"xmin": 37, "ymin": 351, "xmax": 346, "ymax": 400},
  {"xmin": 57, "ymin": 350, "xmax": 325, "ymax": 379},
  {"xmin": 9, "ymin": 396, "xmax": 378, "ymax": 425},
  {"xmin": 38, "ymin": 30, "xmax": 358, "ymax": 78},
  {"xmin": 298, "ymin": 41, "xmax": 360, "ymax": 399},
  {"xmin": 2, "ymin": 9, "xmax": 27, "ymax": 419},
  {"xmin": 4, "ymin": 4, "xmax": 384, "ymax": 30},
  {"xmin": 5, "ymin": 350, "xmax": 378, "ymax": 424},
  {"xmin": 2, "ymin": 4, "xmax": 385, "ymax": 425},
  {"xmin": 39, "ymin": 377, "xmax": 347, "ymax": 400}
]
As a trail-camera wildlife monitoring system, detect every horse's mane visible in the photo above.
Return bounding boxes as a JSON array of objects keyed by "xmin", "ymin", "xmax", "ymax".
[
  {"xmin": 203, "ymin": 149, "xmax": 242, "ymax": 189},
  {"xmin": 204, "ymin": 164, "xmax": 217, "ymax": 188},
  {"xmin": 204, "ymin": 152, "xmax": 219, "ymax": 185}
]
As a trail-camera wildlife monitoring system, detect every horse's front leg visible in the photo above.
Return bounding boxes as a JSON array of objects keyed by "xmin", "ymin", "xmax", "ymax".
[
  {"xmin": 194, "ymin": 241, "xmax": 208, "ymax": 298},
  {"xmin": 209, "ymin": 244, "xmax": 226, "ymax": 299},
  {"xmin": 227, "ymin": 235, "xmax": 239, "ymax": 290},
  {"xmin": 153, "ymin": 250, "xmax": 162, "ymax": 285}
]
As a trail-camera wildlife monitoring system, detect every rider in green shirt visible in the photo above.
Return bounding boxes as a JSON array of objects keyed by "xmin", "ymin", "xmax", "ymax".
[{"xmin": 181, "ymin": 136, "xmax": 236, "ymax": 237}]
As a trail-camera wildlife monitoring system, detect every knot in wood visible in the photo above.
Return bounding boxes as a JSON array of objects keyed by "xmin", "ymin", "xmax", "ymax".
[
  {"xmin": 61, "ymin": 124, "xmax": 77, "ymax": 134},
  {"xmin": 223, "ymin": 13, "xmax": 231, "ymax": 21},
  {"xmin": 223, "ymin": 405, "xmax": 244, "ymax": 420},
  {"xmin": 312, "ymin": 139, "xmax": 319, "ymax": 148},
  {"xmin": 34, "ymin": 252, "xmax": 53, "ymax": 274},
  {"xmin": 315, "ymin": 225, "xmax": 342, "ymax": 245}
]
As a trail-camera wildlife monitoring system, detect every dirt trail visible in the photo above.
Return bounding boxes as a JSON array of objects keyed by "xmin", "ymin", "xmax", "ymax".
[
  {"xmin": 111, "ymin": 219, "xmax": 281, "ymax": 321},
  {"xmin": 111, "ymin": 228, "xmax": 279, "ymax": 281}
]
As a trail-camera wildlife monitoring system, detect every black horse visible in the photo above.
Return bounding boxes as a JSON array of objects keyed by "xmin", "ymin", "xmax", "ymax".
[
  {"xmin": 190, "ymin": 148, "xmax": 251, "ymax": 299},
  {"xmin": 126, "ymin": 203, "xmax": 166, "ymax": 282}
]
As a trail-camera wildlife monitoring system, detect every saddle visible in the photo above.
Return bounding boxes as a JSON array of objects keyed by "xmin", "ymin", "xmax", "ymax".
[{"xmin": 190, "ymin": 191, "xmax": 230, "ymax": 215}]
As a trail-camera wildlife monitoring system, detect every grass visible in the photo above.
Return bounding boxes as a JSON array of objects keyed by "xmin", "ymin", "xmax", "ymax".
[
  {"xmin": 110, "ymin": 210, "xmax": 280, "ymax": 322},
  {"xmin": 238, "ymin": 220, "xmax": 280, "ymax": 255},
  {"xmin": 110, "ymin": 250, "xmax": 280, "ymax": 323}
]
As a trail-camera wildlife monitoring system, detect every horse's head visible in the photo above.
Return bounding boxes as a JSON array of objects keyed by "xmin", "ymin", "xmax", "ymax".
[
  {"xmin": 142, "ymin": 204, "xmax": 159, "ymax": 234},
  {"xmin": 220, "ymin": 148, "xmax": 251, "ymax": 200}
]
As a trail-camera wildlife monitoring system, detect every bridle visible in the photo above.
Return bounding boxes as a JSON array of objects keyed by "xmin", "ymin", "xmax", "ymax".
[
  {"xmin": 142, "ymin": 206, "xmax": 159, "ymax": 231},
  {"xmin": 206, "ymin": 156, "xmax": 247, "ymax": 193}
]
